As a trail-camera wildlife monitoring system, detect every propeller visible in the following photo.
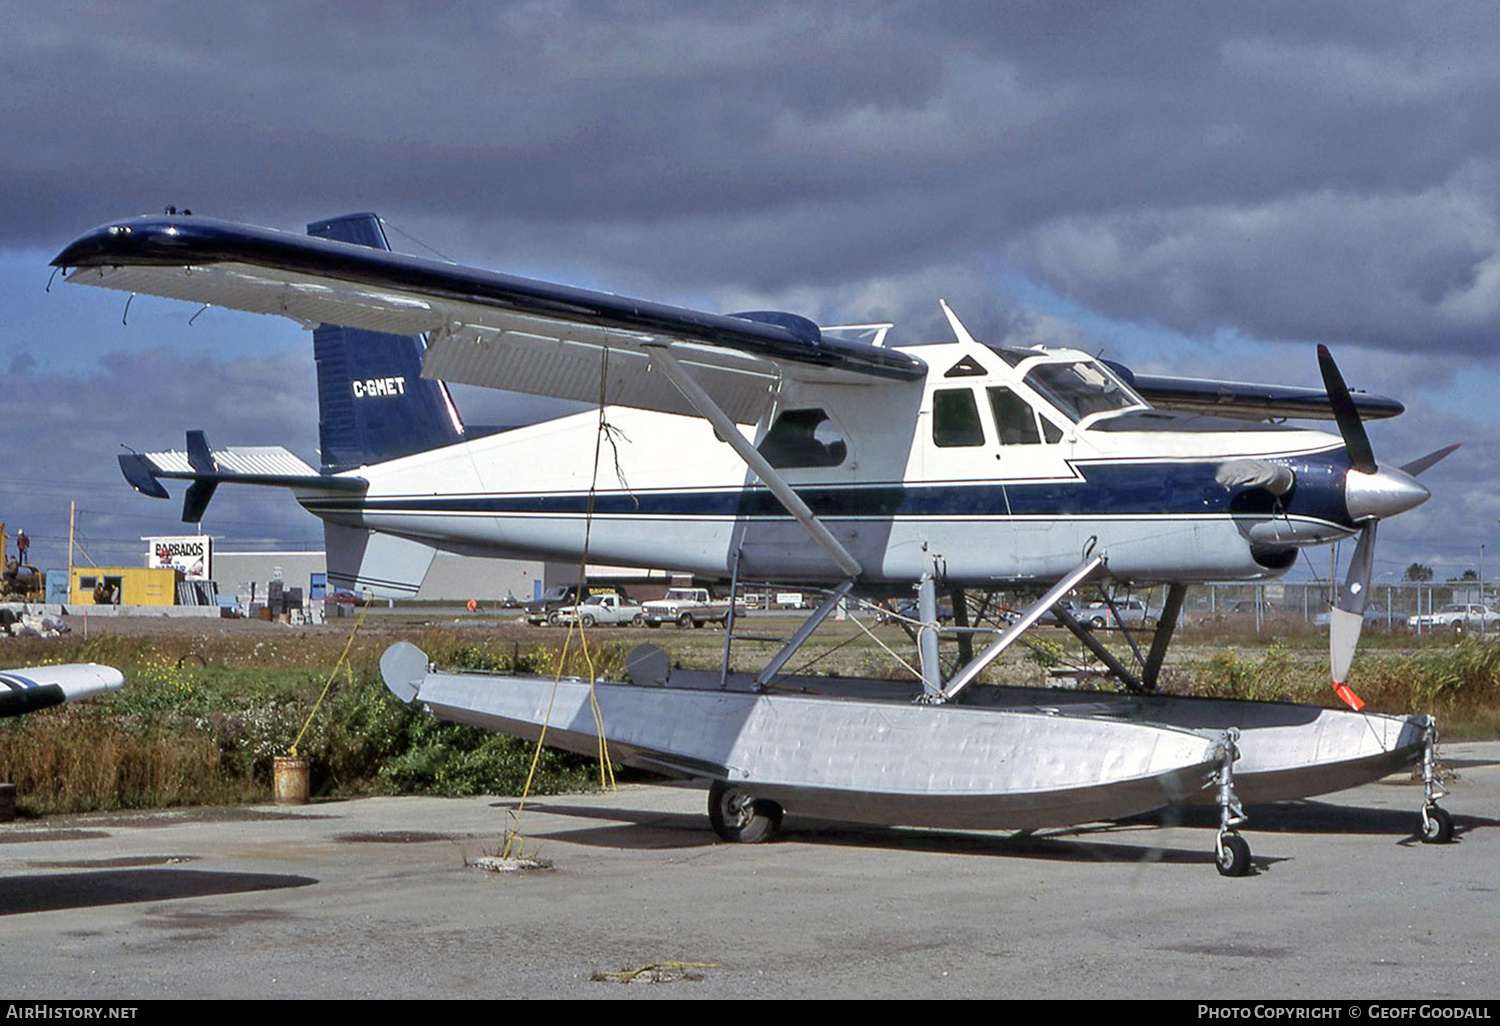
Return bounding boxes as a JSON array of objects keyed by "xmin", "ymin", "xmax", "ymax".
[
  {"xmin": 1317, "ymin": 345, "xmax": 1377, "ymax": 475},
  {"xmin": 1318, "ymin": 345, "xmax": 1456, "ymax": 710}
]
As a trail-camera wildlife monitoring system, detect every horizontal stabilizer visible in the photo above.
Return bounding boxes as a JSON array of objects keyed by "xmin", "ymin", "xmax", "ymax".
[{"xmin": 119, "ymin": 435, "xmax": 366, "ymax": 523}]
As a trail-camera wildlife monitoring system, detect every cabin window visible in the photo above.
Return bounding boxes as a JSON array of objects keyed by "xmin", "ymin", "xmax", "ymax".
[
  {"xmin": 932, "ymin": 388, "xmax": 985, "ymax": 447},
  {"xmin": 987, "ymin": 387, "xmax": 1043, "ymax": 444},
  {"xmin": 943, "ymin": 355, "xmax": 988, "ymax": 378},
  {"xmin": 983, "ymin": 344, "xmax": 1033, "ymax": 368},
  {"xmin": 1023, "ymin": 360, "xmax": 1139, "ymax": 422},
  {"xmin": 758, "ymin": 408, "xmax": 848, "ymax": 468}
]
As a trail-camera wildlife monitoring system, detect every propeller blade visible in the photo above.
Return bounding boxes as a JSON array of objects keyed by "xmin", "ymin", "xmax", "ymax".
[
  {"xmin": 1327, "ymin": 608, "xmax": 1367, "ymax": 711},
  {"xmin": 1329, "ymin": 522, "xmax": 1377, "ymax": 710},
  {"xmin": 1337, "ymin": 521, "xmax": 1378, "ymax": 617},
  {"xmin": 1317, "ymin": 344, "xmax": 1377, "ymax": 474},
  {"xmin": 1400, "ymin": 443, "xmax": 1460, "ymax": 478}
]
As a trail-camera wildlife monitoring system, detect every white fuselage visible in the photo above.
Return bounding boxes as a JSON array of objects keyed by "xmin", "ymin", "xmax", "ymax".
[{"xmin": 299, "ymin": 341, "xmax": 1355, "ymax": 587}]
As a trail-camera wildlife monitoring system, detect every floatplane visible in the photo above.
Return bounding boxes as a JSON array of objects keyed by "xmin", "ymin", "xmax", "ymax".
[{"xmin": 52, "ymin": 211, "xmax": 1458, "ymax": 874}]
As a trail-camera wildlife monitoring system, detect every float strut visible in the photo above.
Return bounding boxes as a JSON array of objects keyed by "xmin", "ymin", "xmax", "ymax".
[{"xmin": 935, "ymin": 555, "xmax": 1105, "ymax": 703}]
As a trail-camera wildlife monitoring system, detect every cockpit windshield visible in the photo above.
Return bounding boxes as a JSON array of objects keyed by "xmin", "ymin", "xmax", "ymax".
[{"xmin": 1022, "ymin": 360, "xmax": 1142, "ymax": 423}]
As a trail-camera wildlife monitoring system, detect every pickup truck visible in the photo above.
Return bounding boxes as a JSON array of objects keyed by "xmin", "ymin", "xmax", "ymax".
[
  {"xmin": 551, "ymin": 592, "xmax": 645, "ymax": 628},
  {"xmin": 1407, "ymin": 603, "xmax": 1500, "ymax": 633},
  {"xmin": 524, "ymin": 585, "xmax": 631, "ymax": 626},
  {"xmin": 643, "ymin": 588, "xmax": 735, "ymax": 628}
]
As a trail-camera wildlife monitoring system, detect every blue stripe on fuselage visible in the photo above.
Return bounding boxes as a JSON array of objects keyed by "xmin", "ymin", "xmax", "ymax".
[{"xmin": 298, "ymin": 452, "xmax": 1355, "ymax": 528}]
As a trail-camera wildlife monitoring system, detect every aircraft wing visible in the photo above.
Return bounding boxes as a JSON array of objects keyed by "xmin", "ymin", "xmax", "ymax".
[
  {"xmin": 0, "ymin": 664, "xmax": 124, "ymax": 718},
  {"xmin": 1104, "ymin": 363, "xmax": 1404, "ymax": 421},
  {"xmin": 54, "ymin": 215, "xmax": 927, "ymax": 424}
]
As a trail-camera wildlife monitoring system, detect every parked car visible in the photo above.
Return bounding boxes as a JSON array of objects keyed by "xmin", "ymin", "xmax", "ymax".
[
  {"xmin": 878, "ymin": 597, "xmax": 954, "ymax": 625},
  {"xmin": 1038, "ymin": 598, "xmax": 1151, "ymax": 630},
  {"xmin": 1407, "ymin": 603, "xmax": 1500, "ymax": 633},
  {"xmin": 1039, "ymin": 599, "xmax": 1085, "ymax": 627},
  {"xmin": 1314, "ymin": 603, "xmax": 1397, "ymax": 630},
  {"xmin": 1197, "ymin": 599, "xmax": 1293, "ymax": 627},
  {"xmin": 326, "ymin": 588, "xmax": 368, "ymax": 606},
  {"xmin": 1080, "ymin": 598, "xmax": 1153, "ymax": 629}
]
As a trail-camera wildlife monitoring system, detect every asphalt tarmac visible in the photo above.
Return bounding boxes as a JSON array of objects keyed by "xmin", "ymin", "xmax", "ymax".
[{"xmin": 1, "ymin": 742, "xmax": 1497, "ymax": 1000}]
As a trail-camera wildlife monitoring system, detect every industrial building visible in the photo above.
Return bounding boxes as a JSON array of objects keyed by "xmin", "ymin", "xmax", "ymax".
[{"xmin": 211, "ymin": 550, "xmax": 556, "ymax": 607}]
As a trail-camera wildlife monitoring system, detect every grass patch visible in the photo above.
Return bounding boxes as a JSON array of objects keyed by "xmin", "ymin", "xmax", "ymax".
[
  {"xmin": 0, "ymin": 629, "xmax": 606, "ymax": 816},
  {"xmin": 5, "ymin": 614, "xmax": 1500, "ymax": 816}
]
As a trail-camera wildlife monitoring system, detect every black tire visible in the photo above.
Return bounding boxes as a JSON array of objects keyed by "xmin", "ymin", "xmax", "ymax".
[
  {"xmin": 1453, "ymin": 621, "xmax": 1466, "ymax": 634},
  {"xmin": 631, "ymin": 614, "xmax": 644, "ymax": 627},
  {"xmin": 581, "ymin": 613, "xmax": 596, "ymax": 628},
  {"xmin": 707, "ymin": 780, "xmax": 783, "ymax": 843},
  {"xmin": 1216, "ymin": 833, "xmax": 1252, "ymax": 877},
  {"xmin": 1089, "ymin": 616, "xmax": 1107, "ymax": 629},
  {"xmin": 1421, "ymin": 805, "xmax": 1454, "ymax": 844},
  {"xmin": 678, "ymin": 612, "xmax": 695, "ymax": 628}
]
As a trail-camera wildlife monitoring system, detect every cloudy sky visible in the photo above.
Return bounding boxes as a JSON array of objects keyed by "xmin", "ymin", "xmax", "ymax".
[{"xmin": 4, "ymin": 1, "xmax": 1500, "ymax": 589}]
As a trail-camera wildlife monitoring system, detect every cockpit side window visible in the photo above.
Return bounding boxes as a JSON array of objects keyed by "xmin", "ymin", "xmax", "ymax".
[
  {"xmin": 987, "ymin": 387, "xmax": 1042, "ymax": 445},
  {"xmin": 758, "ymin": 408, "xmax": 848, "ymax": 468},
  {"xmin": 932, "ymin": 388, "xmax": 986, "ymax": 447},
  {"xmin": 1023, "ymin": 360, "xmax": 1140, "ymax": 422}
]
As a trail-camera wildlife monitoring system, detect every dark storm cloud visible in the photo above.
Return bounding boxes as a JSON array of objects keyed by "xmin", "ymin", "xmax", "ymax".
[
  {"xmin": 4, "ymin": 2, "xmax": 1499, "ymax": 572},
  {"xmin": 6, "ymin": 4, "xmax": 1500, "ymax": 350},
  {"xmin": 5, "ymin": 3, "xmax": 945, "ymax": 236}
]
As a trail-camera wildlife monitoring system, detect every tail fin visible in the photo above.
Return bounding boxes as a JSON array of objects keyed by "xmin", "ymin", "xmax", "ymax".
[{"xmin": 306, "ymin": 213, "xmax": 465, "ymax": 470}]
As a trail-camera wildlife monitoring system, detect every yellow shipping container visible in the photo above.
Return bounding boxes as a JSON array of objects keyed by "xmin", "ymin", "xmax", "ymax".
[{"xmin": 70, "ymin": 566, "xmax": 182, "ymax": 606}]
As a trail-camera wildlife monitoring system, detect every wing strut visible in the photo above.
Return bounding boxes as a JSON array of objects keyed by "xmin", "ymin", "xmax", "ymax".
[
  {"xmin": 647, "ymin": 343, "xmax": 864, "ymax": 580},
  {"xmin": 932, "ymin": 555, "xmax": 1106, "ymax": 704}
]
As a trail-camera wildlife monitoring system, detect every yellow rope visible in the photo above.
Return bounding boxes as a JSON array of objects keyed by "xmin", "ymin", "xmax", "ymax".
[
  {"xmin": 501, "ymin": 347, "xmax": 619, "ymax": 856},
  {"xmin": 287, "ymin": 597, "xmax": 372, "ymax": 757},
  {"xmin": 579, "ymin": 347, "xmax": 618, "ymax": 788},
  {"xmin": 500, "ymin": 667, "xmax": 563, "ymax": 860}
]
